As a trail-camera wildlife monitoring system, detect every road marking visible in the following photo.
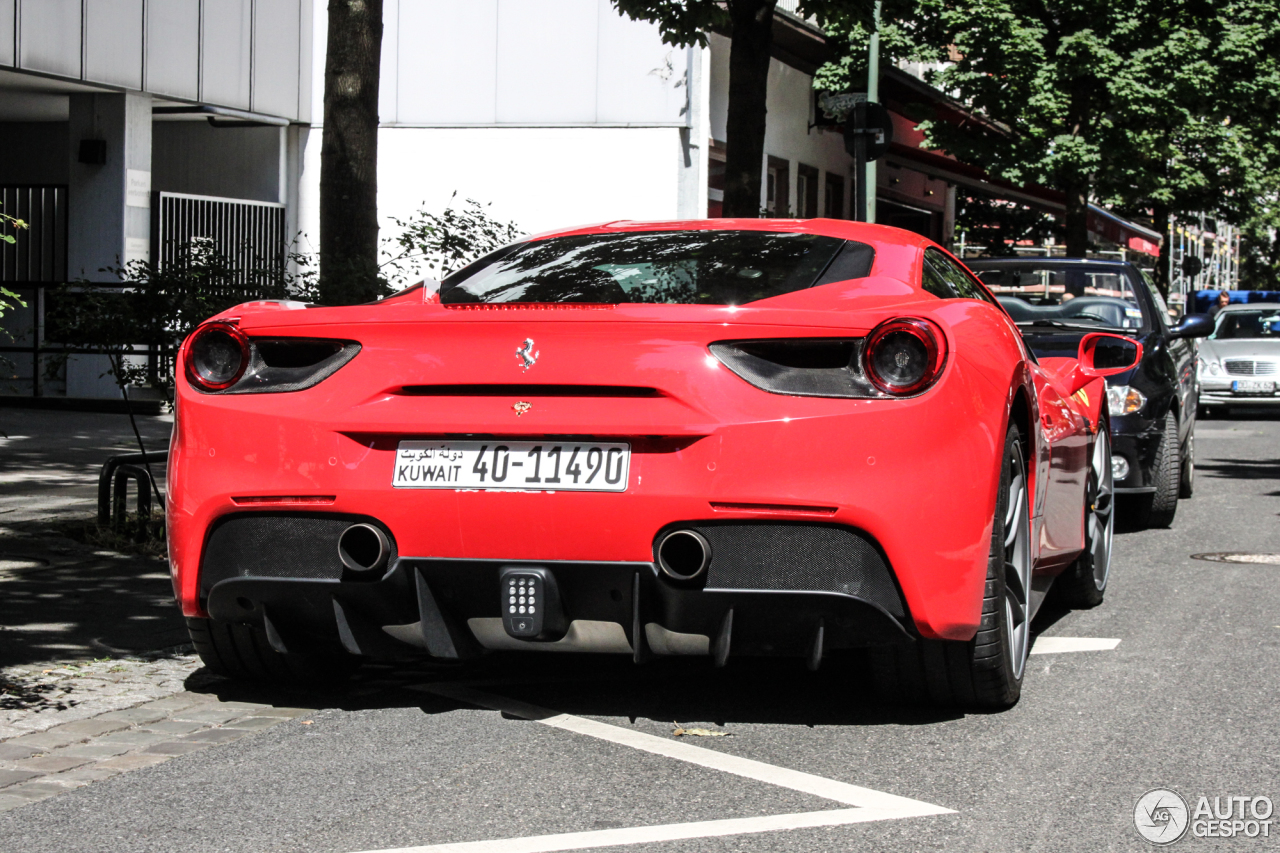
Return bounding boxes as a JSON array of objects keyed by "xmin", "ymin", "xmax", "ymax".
[
  {"xmin": 416, "ymin": 683, "xmax": 951, "ymax": 815},
  {"xmin": 353, "ymin": 684, "xmax": 953, "ymax": 853},
  {"xmin": 349, "ymin": 808, "xmax": 913, "ymax": 853},
  {"xmin": 1030, "ymin": 636, "xmax": 1121, "ymax": 654}
]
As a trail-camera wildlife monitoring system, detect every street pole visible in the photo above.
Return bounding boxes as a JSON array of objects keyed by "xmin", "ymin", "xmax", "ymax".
[
  {"xmin": 865, "ymin": 0, "xmax": 882, "ymax": 224},
  {"xmin": 853, "ymin": 100, "xmax": 867, "ymax": 222}
]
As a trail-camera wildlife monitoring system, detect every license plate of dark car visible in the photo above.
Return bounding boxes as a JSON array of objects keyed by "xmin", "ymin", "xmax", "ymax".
[
  {"xmin": 393, "ymin": 441, "xmax": 631, "ymax": 491},
  {"xmin": 1232, "ymin": 380, "xmax": 1276, "ymax": 395}
]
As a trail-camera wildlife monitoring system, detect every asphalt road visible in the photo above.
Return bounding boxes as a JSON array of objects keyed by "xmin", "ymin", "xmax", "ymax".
[{"xmin": 1, "ymin": 411, "xmax": 1277, "ymax": 852}]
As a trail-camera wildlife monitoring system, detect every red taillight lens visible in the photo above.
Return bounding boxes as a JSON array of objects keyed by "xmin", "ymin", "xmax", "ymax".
[
  {"xmin": 186, "ymin": 322, "xmax": 250, "ymax": 391},
  {"xmin": 863, "ymin": 318, "xmax": 947, "ymax": 395}
]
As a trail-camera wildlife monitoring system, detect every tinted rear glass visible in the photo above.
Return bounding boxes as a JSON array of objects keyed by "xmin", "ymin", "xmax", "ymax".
[
  {"xmin": 970, "ymin": 264, "xmax": 1145, "ymax": 331},
  {"xmin": 441, "ymin": 230, "xmax": 859, "ymax": 305}
]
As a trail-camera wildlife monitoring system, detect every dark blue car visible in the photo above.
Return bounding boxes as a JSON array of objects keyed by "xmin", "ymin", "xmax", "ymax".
[{"xmin": 966, "ymin": 258, "xmax": 1212, "ymax": 528}]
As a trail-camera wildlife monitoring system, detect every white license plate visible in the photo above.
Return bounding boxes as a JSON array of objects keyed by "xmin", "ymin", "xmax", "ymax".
[
  {"xmin": 393, "ymin": 440, "xmax": 631, "ymax": 491},
  {"xmin": 1232, "ymin": 380, "xmax": 1276, "ymax": 394}
]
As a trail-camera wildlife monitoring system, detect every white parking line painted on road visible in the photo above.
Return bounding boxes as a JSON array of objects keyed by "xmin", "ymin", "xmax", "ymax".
[
  {"xmin": 416, "ymin": 684, "xmax": 952, "ymax": 816},
  {"xmin": 368, "ymin": 684, "xmax": 952, "ymax": 853},
  {"xmin": 1029, "ymin": 636, "xmax": 1121, "ymax": 654},
  {"xmin": 349, "ymin": 808, "xmax": 908, "ymax": 853}
]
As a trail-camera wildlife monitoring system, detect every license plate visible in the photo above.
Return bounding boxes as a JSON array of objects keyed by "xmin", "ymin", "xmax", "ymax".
[
  {"xmin": 1231, "ymin": 380, "xmax": 1276, "ymax": 395},
  {"xmin": 393, "ymin": 440, "xmax": 631, "ymax": 491}
]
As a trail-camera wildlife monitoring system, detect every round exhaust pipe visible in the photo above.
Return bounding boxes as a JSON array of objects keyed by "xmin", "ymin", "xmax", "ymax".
[
  {"xmin": 657, "ymin": 529, "xmax": 711, "ymax": 581},
  {"xmin": 338, "ymin": 523, "xmax": 390, "ymax": 574}
]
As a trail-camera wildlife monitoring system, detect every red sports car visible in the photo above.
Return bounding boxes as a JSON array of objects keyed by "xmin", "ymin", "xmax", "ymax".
[{"xmin": 167, "ymin": 219, "xmax": 1139, "ymax": 708}]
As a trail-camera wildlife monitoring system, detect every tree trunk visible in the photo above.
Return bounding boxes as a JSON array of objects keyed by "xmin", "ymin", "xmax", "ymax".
[
  {"xmin": 722, "ymin": 0, "xmax": 777, "ymax": 218},
  {"xmin": 1063, "ymin": 177, "xmax": 1090, "ymax": 258},
  {"xmin": 319, "ymin": 0, "xmax": 384, "ymax": 305},
  {"xmin": 1062, "ymin": 80, "xmax": 1091, "ymax": 258},
  {"xmin": 1152, "ymin": 203, "xmax": 1171, "ymax": 299}
]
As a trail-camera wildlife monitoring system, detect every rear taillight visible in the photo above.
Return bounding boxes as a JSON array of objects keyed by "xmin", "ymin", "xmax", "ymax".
[
  {"xmin": 710, "ymin": 320, "xmax": 948, "ymax": 400},
  {"xmin": 186, "ymin": 322, "xmax": 250, "ymax": 391},
  {"xmin": 863, "ymin": 318, "xmax": 946, "ymax": 396},
  {"xmin": 183, "ymin": 324, "xmax": 360, "ymax": 394}
]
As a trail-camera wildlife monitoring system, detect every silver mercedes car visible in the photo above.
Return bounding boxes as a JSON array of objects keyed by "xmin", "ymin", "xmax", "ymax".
[{"xmin": 1198, "ymin": 304, "xmax": 1280, "ymax": 411}]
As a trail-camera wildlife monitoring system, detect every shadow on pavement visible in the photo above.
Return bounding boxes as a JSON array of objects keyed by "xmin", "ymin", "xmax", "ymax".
[
  {"xmin": 0, "ymin": 519, "xmax": 190, "ymax": 671},
  {"xmin": 185, "ymin": 650, "xmax": 967, "ymax": 729},
  {"xmin": 1196, "ymin": 456, "xmax": 1280, "ymax": 484}
]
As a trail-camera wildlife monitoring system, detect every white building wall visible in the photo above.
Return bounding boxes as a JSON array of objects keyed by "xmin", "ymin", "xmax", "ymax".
[
  {"xmin": 300, "ymin": 0, "xmax": 703, "ymax": 276},
  {"xmin": 297, "ymin": 126, "xmax": 687, "ymax": 265},
  {"xmin": 0, "ymin": 0, "xmax": 309, "ymax": 121}
]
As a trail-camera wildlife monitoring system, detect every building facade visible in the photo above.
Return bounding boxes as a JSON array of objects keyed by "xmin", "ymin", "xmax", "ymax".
[{"xmin": 2, "ymin": 0, "xmax": 1176, "ymax": 401}]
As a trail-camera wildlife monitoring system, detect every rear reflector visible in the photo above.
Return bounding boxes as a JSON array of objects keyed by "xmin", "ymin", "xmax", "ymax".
[
  {"xmin": 710, "ymin": 502, "xmax": 838, "ymax": 516},
  {"xmin": 230, "ymin": 495, "xmax": 337, "ymax": 505}
]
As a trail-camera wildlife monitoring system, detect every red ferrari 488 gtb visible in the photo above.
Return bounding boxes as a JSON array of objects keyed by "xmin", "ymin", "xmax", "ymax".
[{"xmin": 168, "ymin": 219, "xmax": 1140, "ymax": 708}]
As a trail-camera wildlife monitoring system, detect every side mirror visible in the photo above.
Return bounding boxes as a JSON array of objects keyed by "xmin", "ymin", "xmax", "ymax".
[
  {"xmin": 1070, "ymin": 333, "xmax": 1142, "ymax": 393},
  {"xmin": 1170, "ymin": 313, "xmax": 1213, "ymax": 339}
]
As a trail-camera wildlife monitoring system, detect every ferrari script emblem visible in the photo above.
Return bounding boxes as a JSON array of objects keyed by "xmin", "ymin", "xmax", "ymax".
[
  {"xmin": 513, "ymin": 401, "xmax": 532, "ymax": 416},
  {"xmin": 516, "ymin": 338, "xmax": 539, "ymax": 370}
]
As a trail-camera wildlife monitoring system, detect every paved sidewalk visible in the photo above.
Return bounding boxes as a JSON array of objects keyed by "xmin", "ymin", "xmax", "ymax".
[
  {"xmin": 0, "ymin": 689, "xmax": 314, "ymax": 812},
  {"xmin": 0, "ymin": 405, "xmax": 246, "ymax": 810}
]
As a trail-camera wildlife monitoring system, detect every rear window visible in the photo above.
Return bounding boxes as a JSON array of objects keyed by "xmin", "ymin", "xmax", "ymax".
[{"xmin": 440, "ymin": 230, "xmax": 865, "ymax": 305}]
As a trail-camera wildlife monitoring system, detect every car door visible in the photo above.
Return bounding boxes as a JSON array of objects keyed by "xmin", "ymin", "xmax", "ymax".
[{"xmin": 1134, "ymin": 268, "xmax": 1196, "ymax": 444}]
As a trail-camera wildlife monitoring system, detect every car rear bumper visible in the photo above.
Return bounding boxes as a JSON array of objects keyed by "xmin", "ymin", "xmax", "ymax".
[{"xmin": 205, "ymin": 550, "xmax": 914, "ymax": 665}]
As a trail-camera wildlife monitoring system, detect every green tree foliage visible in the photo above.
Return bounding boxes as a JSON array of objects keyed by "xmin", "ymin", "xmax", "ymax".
[
  {"xmin": 1, "ymin": 209, "xmax": 29, "ymax": 382},
  {"xmin": 611, "ymin": 1, "xmax": 879, "ymax": 217},
  {"xmin": 818, "ymin": 1, "xmax": 1280, "ymax": 287},
  {"xmin": 955, "ymin": 191, "xmax": 1063, "ymax": 257},
  {"xmin": 46, "ymin": 241, "xmax": 317, "ymax": 397},
  {"xmin": 383, "ymin": 195, "xmax": 524, "ymax": 283}
]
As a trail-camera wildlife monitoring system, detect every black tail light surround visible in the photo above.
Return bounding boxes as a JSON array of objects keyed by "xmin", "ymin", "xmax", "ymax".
[
  {"xmin": 185, "ymin": 322, "xmax": 360, "ymax": 394},
  {"xmin": 710, "ymin": 318, "xmax": 947, "ymax": 400}
]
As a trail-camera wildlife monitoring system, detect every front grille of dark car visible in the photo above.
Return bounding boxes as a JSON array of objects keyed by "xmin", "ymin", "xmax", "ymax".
[
  {"xmin": 692, "ymin": 523, "xmax": 905, "ymax": 618},
  {"xmin": 1224, "ymin": 360, "xmax": 1278, "ymax": 376},
  {"xmin": 199, "ymin": 512, "xmax": 397, "ymax": 599}
]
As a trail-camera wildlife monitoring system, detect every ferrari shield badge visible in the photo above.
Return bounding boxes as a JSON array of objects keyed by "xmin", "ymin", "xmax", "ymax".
[{"xmin": 516, "ymin": 338, "xmax": 539, "ymax": 370}]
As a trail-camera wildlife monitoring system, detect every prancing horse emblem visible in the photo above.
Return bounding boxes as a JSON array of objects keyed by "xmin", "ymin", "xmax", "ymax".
[{"xmin": 516, "ymin": 338, "xmax": 539, "ymax": 370}]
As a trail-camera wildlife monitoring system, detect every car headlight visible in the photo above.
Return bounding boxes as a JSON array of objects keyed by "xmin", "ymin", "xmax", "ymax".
[
  {"xmin": 1107, "ymin": 384, "xmax": 1146, "ymax": 416},
  {"xmin": 1198, "ymin": 358, "xmax": 1220, "ymax": 376}
]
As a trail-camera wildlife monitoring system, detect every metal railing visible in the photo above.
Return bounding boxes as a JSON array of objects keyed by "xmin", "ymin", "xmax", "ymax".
[
  {"xmin": 151, "ymin": 191, "xmax": 287, "ymax": 288},
  {"xmin": 1, "ymin": 185, "xmax": 67, "ymax": 283}
]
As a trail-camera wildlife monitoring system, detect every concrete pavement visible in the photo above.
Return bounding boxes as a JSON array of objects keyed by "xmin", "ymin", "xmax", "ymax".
[{"xmin": 0, "ymin": 406, "xmax": 1275, "ymax": 851}]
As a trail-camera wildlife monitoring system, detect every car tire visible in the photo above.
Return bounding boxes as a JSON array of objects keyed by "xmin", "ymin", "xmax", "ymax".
[
  {"xmin": 187, "ymin": 617, "xmax": 358, "ymax": 685},
  {"xmin": 1055, "ymin": 423, "xmax": 1114, "ymax": 608},
  {"xmin": 871, "ymin": 423, "xmax": 1031, "ymax": 709},
  {"xmin": 1179, "ymin": 433, "xmax": 1194, "ymax": 499},
  {"xmin": 1128, "ymin": 412, "xmax": 1180, "ymax": 529}
]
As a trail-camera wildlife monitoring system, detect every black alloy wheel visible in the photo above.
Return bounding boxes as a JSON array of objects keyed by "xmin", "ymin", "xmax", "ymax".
[{"xmin": 1056, "ymin": 424, "xmax": 1114, "ymax": 608}]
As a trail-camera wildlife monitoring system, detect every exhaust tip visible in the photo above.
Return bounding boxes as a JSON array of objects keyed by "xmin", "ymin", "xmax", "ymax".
[
  {"xmin": 658, "ymin": 529, "xmax": 711, "ymax": 581},
  {"xmin": 338, "ymin": 523, "xmax": 390, "ymax": 573}
]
